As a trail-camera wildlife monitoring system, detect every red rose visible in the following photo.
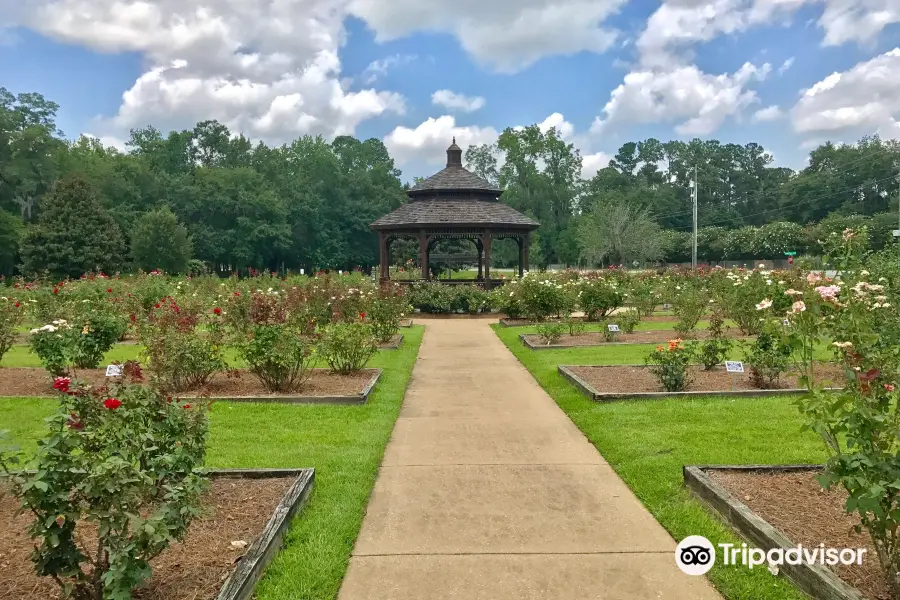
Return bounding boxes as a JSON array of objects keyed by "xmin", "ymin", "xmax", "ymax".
[
  {"xmin": 104, "ymin": 398, "xmax": 122, "ymax": 410},
  {"xmin": 234, "ymin": 291, "xmax": 241, "ymax": 296},
  {"xmin": 154, "ymin": 303, "xmax": 161, "ymax": 309},
  {"xmin": 130, "ymin": 314, "xmax": 136, "ymax": 322},
  {"xmin": 183, "ymin": 404, "xmax": 191, "ymax": 409},
  {"xmin": 213, "ymin": 307, "xmax": 222, "ymax": 315},
  {"xmin": 14, "ymin": 302, "xmax": 20, "ymax": 308},
  {"xmin": 107, "ymin": 288, "xmax": 112, "ymax": 293},
  {"xmin": 53, "ymin": 377, "xmax": 71, "ymax": 393},
  {"xmin": 359, "ymin": 311, "xmax": 366, "ymax": 320},
  {"xmin": 53, "ymin": 288, "xmax": 59, "ymax": 295}
]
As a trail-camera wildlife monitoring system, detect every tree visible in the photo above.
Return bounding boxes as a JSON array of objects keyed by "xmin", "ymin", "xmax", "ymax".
[
  {"xmin": 0, "ymin": 210, "xmax": 22, "ymax": 278},
  {"xmin": 130, "ymin": 207, "xmax": 193, "ymax": 273},
  {"xmin": 19, "ymin": 174, "xmax": 125, "ymax": 278},
  {"xmin": 578, "ymin": 196, "xmax": 666, "ymax": 266}
]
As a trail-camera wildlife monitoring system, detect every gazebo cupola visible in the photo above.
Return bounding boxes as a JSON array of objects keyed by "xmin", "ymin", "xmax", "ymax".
[{"xmin": 370, "ymin": 139, "xmax": 539, "ymax": 286}]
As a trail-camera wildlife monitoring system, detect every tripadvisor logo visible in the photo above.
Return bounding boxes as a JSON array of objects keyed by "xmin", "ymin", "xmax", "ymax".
[{"xmin": 676, "ymin": 536, "xmax": 867, "ymax": 576}]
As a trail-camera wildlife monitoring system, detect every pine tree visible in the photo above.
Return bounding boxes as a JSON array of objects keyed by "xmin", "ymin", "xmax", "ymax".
[{"xmin": 19, "ymin": 174, "xmax": 126, "ymax": 278}]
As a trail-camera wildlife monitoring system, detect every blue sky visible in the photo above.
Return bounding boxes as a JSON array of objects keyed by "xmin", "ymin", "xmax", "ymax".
[{"xmin": 2, "ymin": 0, "xmax": 900, "ymax": 182}]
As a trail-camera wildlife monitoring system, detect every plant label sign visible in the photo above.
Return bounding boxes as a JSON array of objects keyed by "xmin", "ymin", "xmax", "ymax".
[
  {"xmin": 725, "ymin": 361, "xmax": 744, "ymax": 373},
  {"xmin": 607, "ymin": 324, "xmax": 620, "ymax": 332},
  {"xmin": 105, "ymin": 364, "xmax": 123, "ymax": 377}
]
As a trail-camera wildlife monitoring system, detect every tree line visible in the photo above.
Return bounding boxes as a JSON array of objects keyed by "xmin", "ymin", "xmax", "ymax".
[{"xmin": 2, "ymin": 86, "xmax": 899, "ymax": 279}]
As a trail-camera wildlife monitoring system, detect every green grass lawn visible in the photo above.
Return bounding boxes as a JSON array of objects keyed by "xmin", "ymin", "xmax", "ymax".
[
  {"xmin": 0, "ymin": 325, "xmax": 424, "ymax": 600},
  {"xmin": 493, "ymin": 323, "xmax": 827, "ymax": 600}
]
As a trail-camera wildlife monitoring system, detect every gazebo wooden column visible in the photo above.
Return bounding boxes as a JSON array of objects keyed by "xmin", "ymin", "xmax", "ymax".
[
  {"xmin": 378, "ymin": 232, "xmax": 389, "ymax": 282},
  {"xmin": 475, "ymin": 239, "xmax": 483, "ymax": 280},
  {"xmin": 518, "ymin": 234, "xmax": 530, "ymax": 277},
  {"xmin": 482, "ymin": 229, "xmax": 492, "ymax": 281},
  {"xmin": 418, "ymin": 230, "xmax": 429, "ymax": 280}
]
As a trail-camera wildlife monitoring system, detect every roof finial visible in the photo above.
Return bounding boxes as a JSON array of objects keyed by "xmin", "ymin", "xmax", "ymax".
[{"xmin": 452, "ymin": 136, "xmax": 456, "ymax": 144}]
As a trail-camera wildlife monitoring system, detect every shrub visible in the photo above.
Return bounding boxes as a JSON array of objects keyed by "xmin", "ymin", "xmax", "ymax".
[
  {"xmin": 368, "ymin": 283, "xmax": 411, "ymax": 343},
  {"xmin": 407, "ymin": 282, "xmax": 455, "ymax": 314},
  {"xmin": 790, "ymin": 227, "xmax": 900, "ymax": 597},
  {"xmin": 577, "ymin": 275, "xmax": 623, "ymax": 321},
  {"xmin": 697, "ymin": 307, "xmax": 733, "ymax": 370},
  {"xmin": 27, "ymin": 311, "xmax": 119, "ymax": 375},
  {"xmin": 563, "ymin": 316, "xmax": 586, "ymax": 336},
  {"xmin": 646, "ymin": 339, "xmax": 694, "ymax": 392},
  {"xmin": 0, "ymin": 295, "xmax": 25, "ymax": 363},
  {"xmin": 318, "ymin": 320, "xmax": 377, "ymax": 374},
  {"xmin": 671, "ymin": 281, "xmax": 709, "ymax": 337},
  {"xmin": 514, "ymin": 273, "xmax": 570, "ymax": 321},
  {"xmin": 743, "ymin": 327, "xmax": 791, "ymax": 389},
  {"xmin": 0, "ymin": 365, "xmax": 208, "ymax": 600},
  {"xmin": 535, "ymin": 322, "xmax": 566, "ymax": 345},
  {"xmin": 627, "ymin": 277, "xmax": 657, "ymax": 318},
  {"xmin": 617, "ymin": 309, "xmax": 641, "ymax": 334},
  {"xmin": 137, "ymin": 296, "xmax": 227, "ymax": 392},
  {"xmin": 601, "ymin": 321, "xmax": 620, "ymax": 342},
  {"xmin": 232, "ymin": 293, "xmax": 315, "ymax": 392}
]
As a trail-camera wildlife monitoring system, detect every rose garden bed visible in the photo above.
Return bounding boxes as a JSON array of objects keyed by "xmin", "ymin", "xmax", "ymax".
[
  {"xmin": 521, "ymin": 328, "xmax": 744, "ymax": 349},
  {"xmin": 0, "ymin": 368, "xmax": 382, "ymax": 404},
  {"xmin": 1, "ymin": 468, "xmax": 315, "ymax": 600},
  {"xmin": 499, "ymin": 313, "xmax": 683, "ymax": 327},
  {"xmin": 558, "ymin": 363, "xmax": 844, "ymax": 401},
  {"xmin": 684, "ymin": 465, "xmax": 881, "ymax": 600}
]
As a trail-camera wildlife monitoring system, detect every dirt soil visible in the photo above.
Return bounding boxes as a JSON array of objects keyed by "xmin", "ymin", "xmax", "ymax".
[
  {"xmin": 524, "ymin": 328, "xmax": 744, "ymax": 347},
  {"xmin": 0, "ymin": 476, "xmax": 294, "ymax": 600},
  {"xmin": 0, "ymin": 368, "xmax": 379, "ymax": 398},
  {"xmin": 568, "ymin": 363, "xmax": 844, "ymax": 394},
  {"xmin": 709, "ymin": 469, "xmax": 889, "ymax": 600}
]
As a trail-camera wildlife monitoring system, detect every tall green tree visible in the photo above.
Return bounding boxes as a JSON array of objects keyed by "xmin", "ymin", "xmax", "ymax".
[
  {"xmin": 130, "ymin": 207, "xmax": 193, "ymax": 273},
  {"xmin": 19, "ymin": 174, "xmax": 126, "ymax": 278}
]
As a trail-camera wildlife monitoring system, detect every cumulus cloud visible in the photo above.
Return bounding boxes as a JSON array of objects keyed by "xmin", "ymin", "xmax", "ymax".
[
  {"xmin": 347, "ymin": 0, "xmax": 627, "ymax": 72},
  {"xmin": 591, "ymin": 62, "xmax": 771, "ymax": 136},
  {"xmin": 778, "ymin": 57, "xmax": 794, "ymax": 74},
  {"xmin": 431, "ymin": 90, "xmax": 486, "ymax": 113},
  {"xmin": 752, "ymin": 105, "xmax": 784, "ymax": 122},
  {"xmin": 791, "ymin": 48, "xmax": 900, "ymax": 137},
  {"xmin": 581, "ymin": 152, "xmax": 612, "ymax": 179},
  {"xmin": 383, "ymin": 116, "xmax": 501, "ymax": 167},
  {"xmin": 2, "ymin": 0, "xmax": 405, "ymax": 143}
]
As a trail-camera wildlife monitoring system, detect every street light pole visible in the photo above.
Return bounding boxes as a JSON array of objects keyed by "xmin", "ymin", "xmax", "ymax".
[{"xmin": 691, "ymin": 166, "xmax": 698, "ymax": 270}]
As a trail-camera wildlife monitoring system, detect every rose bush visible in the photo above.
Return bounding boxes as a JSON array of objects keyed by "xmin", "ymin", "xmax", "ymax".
[
  {"xmin": 0, "ymin": 364, "xmax": 208, "ymax": 600},
  {"xmin": 646, "ymin": 339, "xmax": 694, "ymax": 392}
]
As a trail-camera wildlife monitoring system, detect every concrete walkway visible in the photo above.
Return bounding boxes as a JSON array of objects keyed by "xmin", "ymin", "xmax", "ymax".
[{"xmin": 338, "ymin": 319, "xmax": 721, "ymax": 600}]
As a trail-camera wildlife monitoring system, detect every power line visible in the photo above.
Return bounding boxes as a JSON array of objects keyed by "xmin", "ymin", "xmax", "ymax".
[
  {"xmin": 665, "ymin": 173, "xmax": 898, "ymax": 232},
  {"xmin": 650, "ymin": 145, "xmax": 900, "ymax": 223}
]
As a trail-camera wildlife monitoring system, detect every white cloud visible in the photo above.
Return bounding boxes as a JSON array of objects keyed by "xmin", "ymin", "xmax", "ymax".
[
  {"xmin": 581, "ymin": 152, "xmax": 612, "ymax": 178},
  {"xmin": 817, "ymin": 0, "xmax": 900, "ymax": 47},
  {"xmin": 752, "ymin": 105, "xmax": 784, "ymax": 122},
  {"xmin": 591, "ymin": 62, "xmax": 771, "ymax": 136},
  {"xmin": 383, "ymin": 116, "xmax": 501, "ymax": 167},
  {"xmin": 537, "ymin": 112, "xmax": 575, "ymax": 139},
  {"xmin": 791, "ymin": 48, "xmax": 900, "ymax": 137},
  {"xmin": 778, "ymin": 57, "xmax": 794, "ymax": 74},
  {"xmin": 361, "ymin": 54, "xmax": 416, "ymax": 84},
  {"xmin": 431, "ymin": 90, "xmax": 486, "ymax": 113},
  {"xmin": 3, "ymin": 0, "xmax": 406, "ymax": 143},
  {"xmin": 348, "ymin": 0, "xmax": 627, "ymax": 72}
]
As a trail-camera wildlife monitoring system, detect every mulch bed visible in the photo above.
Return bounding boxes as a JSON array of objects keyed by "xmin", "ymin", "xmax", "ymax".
[
  {"xmin": 709, "ymin": 469, "xmax": 888, "ymax": 600},
  {"xmin": 0, "ymin": 367, "xmax": 378, "ymax": 398},
  {"xmin": 567, "ymin": 363, "xmax": 844, "ymax": 394},
  {"xmin": 0, "ymin": 476, "xmax": 294, "ymax": 600},
  {"xmin": 524, "ymin": 328, "xmax": 744, "ymax": 347}
]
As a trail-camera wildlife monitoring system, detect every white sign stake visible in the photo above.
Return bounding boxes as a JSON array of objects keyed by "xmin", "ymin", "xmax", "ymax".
[{"xmin": 105, "ymin": 364, "xmax": 123, "ymax": 377}]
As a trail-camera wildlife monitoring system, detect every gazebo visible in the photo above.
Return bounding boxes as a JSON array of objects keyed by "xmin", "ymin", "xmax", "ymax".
[{"xmin": 371, "ymin": 139, "xmax": 539, "ymax": 287}]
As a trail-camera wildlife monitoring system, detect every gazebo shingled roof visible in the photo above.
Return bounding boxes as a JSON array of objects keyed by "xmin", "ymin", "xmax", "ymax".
[{"xmin": 370, "ymin": 139, "xmax": 539, "ymax": 286}]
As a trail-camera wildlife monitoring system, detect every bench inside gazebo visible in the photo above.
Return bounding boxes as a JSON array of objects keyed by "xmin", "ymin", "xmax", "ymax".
[{"xmin": 370, "ymin": 139, "xmax": 539, "ymax": 289}]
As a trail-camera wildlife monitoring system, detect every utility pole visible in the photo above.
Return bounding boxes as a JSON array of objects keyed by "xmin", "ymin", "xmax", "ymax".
[
  {"xmin": 894, "ymin": 161, "xmax": 900, "ymax": 249},
  {"xmin": 691, "ymin": 166, "xmax": 698, "ymax": 270}
]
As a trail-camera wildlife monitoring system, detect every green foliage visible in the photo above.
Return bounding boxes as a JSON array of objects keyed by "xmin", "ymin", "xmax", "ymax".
[
  {"xmin": 368, "ymin": 283, "xmax": 411, "ymax": 342},
  {"xmin": 646, "ymin": 339, "xmax": 695, "ymax": 392},
  {"xmin": 0, "ymin": 368, "xmax": 208, "ymax": 600},
  {"xmin": 788, "ymin": 228, "xmax": 900, "ymax": 596},
  {"xmin": 318, "ymin": 321, "xmax": 378, "ymax": 374},
  {"xmin": 617, "ymin": 309, "xmax": 641, "ymax": 334},
  {"xmin": 578, "ymin": 196, "xmax": 667, "ymax": 266},
  {"xmin": 28, "ymin": 310, "xmax": 123, "ymax": 374},
  {"xmin": 535, "ymin": 322, "xmax": 566, "ymax": 345},
  {"xmin": 697, "ymin": 307, "xmax": 733, "ymax": 370},
  {"xmin": 231, "ymin": 292, "xmax": 315, "ymax": 392},
  {"xmin": 669, "ymin": 278, "xmax": 709, "ymax": 336},
  {"xmin": 0, "ymin": 210, "xmax": 23, "ymax": 277},
  {"xmin": 19, "ymin": 174, "xmax": 126, "ymax": 279},
  {"xmin": 130, "ymin": 207, "xmax": 193, "ymax": 274},
  {"xmin": 577, "ymin": 274, "xmax": 624, "ymax": 321},
  {"xmin": 742, "ymin": 325, "xmax": 792, "ymax": 389},
  {"xmin": 136, "ymin": 296, "xmax": 227, "ymax": 392},
  {"xmin": 0, "ymin": 295, "xmax": 24, "ymax": 363}
]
